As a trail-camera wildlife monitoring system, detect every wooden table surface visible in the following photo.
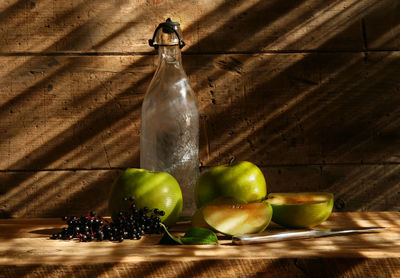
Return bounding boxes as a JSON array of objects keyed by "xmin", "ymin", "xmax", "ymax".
[{"xmin": 1, "ymin": 212, "xmax": 399, "ymax": 277}]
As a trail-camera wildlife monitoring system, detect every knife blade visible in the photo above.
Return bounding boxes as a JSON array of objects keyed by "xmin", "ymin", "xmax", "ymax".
[{"xmin": 232, "ymin": 226, "xmax": 386, "ymax": 245}]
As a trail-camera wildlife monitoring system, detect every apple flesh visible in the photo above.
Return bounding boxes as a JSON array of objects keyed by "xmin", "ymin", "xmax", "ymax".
[
  {"xmin": 108, "ymin": 168, "xmax": 183, "ymax": 227},
  {"xmin": 268, "ymin": 192, "xmax": 334, "ymax": 228},
  {"xmin": 191, "ymin": 197, "xmax": 240, "ymax": 230},
  {"xmin": 195, "ymin": 161, "xmax": 267, "ymax": 208},
  {"xmin": 201, "ymin": 198, "xmax": 273, "ymax": 236}
]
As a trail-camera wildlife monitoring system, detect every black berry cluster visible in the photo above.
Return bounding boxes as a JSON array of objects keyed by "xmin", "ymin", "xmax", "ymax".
[{"xmin": 50, "ymin": 197, "xmax": 165, "ymax": 242}]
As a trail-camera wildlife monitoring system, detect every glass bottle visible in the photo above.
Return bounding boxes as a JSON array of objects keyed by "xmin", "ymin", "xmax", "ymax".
[{"xmin": 140, "ymin": 19, "xmax": 199, "ymax": 217}]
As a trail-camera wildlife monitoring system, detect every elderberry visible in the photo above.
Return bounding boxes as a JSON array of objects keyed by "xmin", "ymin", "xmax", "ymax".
[{"xmin": 49, "ymin": 196, "xmax": 165, "ymax": 242}]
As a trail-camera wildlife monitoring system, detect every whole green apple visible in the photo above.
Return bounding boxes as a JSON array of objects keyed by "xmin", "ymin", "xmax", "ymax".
[
  {"xmin": 108, "ymin": 168, "xmax": 183, "ymax": 227},
  {"xmin": 194, "ymin": 161, "xmax": 267, "ymax": 208}
]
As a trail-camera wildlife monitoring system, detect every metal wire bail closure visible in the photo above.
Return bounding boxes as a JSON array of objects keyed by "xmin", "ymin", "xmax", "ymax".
[{"xmin": 148, "ymin": 18, "xmax": 186, "ymax": 49}]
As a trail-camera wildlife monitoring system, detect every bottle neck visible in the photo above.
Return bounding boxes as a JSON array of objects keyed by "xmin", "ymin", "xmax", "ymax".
[{"xmin": 157, "ymin": 45, "xmax": 182, "ymax": 66}]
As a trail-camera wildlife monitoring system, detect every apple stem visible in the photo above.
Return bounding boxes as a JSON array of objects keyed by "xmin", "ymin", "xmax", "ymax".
[{"xmin": 229, "ymin": 157, "xmax": 235, "ymax": 166}]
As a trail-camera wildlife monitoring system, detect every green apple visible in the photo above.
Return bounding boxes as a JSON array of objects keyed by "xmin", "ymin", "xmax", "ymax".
[
  {"xmin": 268, "ymin": 192, "xmax": 334, "ymax": 228},
  {"xmin": 108, "ymin": 168, "xmax": 183, "ymax": 227},
  {"xmin": 194, "ymin": 161, "xmax": 267, "ymax": 208},
  {"xmin": 201, "ymin": 197, "xmax": 273, "ymax": 236}
]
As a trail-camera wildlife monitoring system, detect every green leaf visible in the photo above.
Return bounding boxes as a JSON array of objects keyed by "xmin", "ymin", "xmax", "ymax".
[
  {"xmin": 159, "ymin": 225, "xmax": 218, "ymax": 245},
  {"xmin": 181, "ymin": 227, "xmax": 218, "ymax": 245}
]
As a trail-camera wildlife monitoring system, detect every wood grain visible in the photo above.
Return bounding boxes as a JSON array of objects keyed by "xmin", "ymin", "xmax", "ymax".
[
  {"xmin": 363, "ymin": 0, "xmax": 400, "ymax": 50},
  {"xmin": 0, "ymin": 213, "xmax": 399, "ymax": 277},
  {"xmin": 0, "ymin": 259, "xmax": 399, "ymax": 278},
  {"xmin": 1, "ymin": 53, "xmax": 399, "ymax": 170},
  {"xmin": 0, "ymin": 55, "xmax": 152, "ymax": 170},
  {"xmin": 0, "ymin": 0, "xmax": 396, "ymax": 53},
  {"xmin": 0, "ymin": 261, "xmax": 309, "ymax": 278},
  {"xmin": 0, "ymin": 170, "xmax": 122, "ymax": 218}
]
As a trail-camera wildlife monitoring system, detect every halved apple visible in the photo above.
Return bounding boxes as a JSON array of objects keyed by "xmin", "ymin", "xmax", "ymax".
[
  {"xmin": 268, "ymin": 192, "xmax": 334, "ymax": 228},
  {"xmin": 191, "ymin": 208, "xmax": 211, "ymax": 229},
  {"xmin": 201, "ymin": 198, "xmax": 272, "ymax": 236},
  {"xmin": 192, "ymin": 197, "xmax": 240, "ymax": 230}
]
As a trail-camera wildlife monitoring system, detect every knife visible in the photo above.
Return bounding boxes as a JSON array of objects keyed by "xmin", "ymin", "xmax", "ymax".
[{"xmin": 232, "ymin": 227, "xmax": 386, "ymax": 245}]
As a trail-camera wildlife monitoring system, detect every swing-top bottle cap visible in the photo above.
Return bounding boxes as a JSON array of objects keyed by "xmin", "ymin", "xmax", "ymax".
[
  {"xmin": 160, "ymin": 18, "xmax": 180, "ymax": 34},
  {"xmin": 149, "ymin": 18, "xmax": 185, "ymax": 49}
]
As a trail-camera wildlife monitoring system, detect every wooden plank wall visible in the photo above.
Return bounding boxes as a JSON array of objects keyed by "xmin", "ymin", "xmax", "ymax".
[{"xmin": 0, "ymin": 0, "xmax": 399, "ymax": 217}]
